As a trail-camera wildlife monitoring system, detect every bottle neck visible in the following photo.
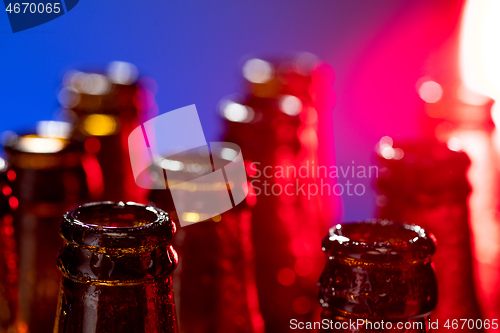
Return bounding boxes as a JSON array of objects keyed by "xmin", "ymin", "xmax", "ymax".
[
  {"xmin": 54, "ymin": 202, "xmax": 178, "ymax": 333},
  {"xmin": 58, "ymin": 202, "xmax": 178, "ymax": 284},
  {"xmin": 58, "ymin": 243, "xmax": 177, "ymax": 285},
  {"xmin": 319, "ymin": 220, "xmax": 438, "ymax": 323}
]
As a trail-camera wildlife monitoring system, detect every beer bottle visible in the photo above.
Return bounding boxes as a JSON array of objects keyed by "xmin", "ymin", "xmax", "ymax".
[
  {"xmin": 0, "ymin": 157, "xmax": 17, "ymax": 333},
  {"xmin": 3, "ymin": 126, "xmax": 89, "ymax": 333},
  {"xmin": 219, "ymin": 55, "xmax": 338, "ymax": 332},
  {"xmin": 60, "ymin": 62, "xmax": 148, "ymax": 203},
  {"xmin": 54, "ymin": 201, "xmax": 178, "ymax": 333},
  {"xmin": 375, "ymin": 138, "xmax": 483, "ymax": 332},
  {"xmin": 149, "ymin": 146, "xmax": 263, "ymax": 333},
  {"xmin": 318, "ymin": 219, "xmax": 438, "ymax": 332}
]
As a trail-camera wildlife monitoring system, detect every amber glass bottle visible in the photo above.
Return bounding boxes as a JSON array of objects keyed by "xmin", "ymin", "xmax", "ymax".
[
  {"xmin": 54, "ymin": 201, "xmax": 178, "ymax": 333},
  {"xmin": 61, "ymin": 62, "xmax": 148, "ymax": 203},
  {"xmin": 375, "ymin": 139, "xmax": 483, "ymax": 331},
  {"xmin": 219, "ymin": 55, "xmax": 337, "ymax": 332},
  {"xmin": 3, "ymin": 129, "xmax": 89, "ymax": 333},
  {"xmin": 148, "ymin": 146, "xmax": 263, "ymax": 333},
  {"xmin": 318, "ymin": 220, "xmax": 437, "ymax": 332},
  {"xmin": 0, "ymin": 157, "xmax": 17, "ymax": 333}
]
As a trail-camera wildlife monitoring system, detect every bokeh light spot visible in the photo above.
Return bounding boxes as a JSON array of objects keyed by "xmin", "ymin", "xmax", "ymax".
[
  {"xmin": 277, "ymin": 267, "xmax": 296, "ymax": 286},
  {"xmin": 418, "ymin": 80, "xmax": 443, "ymax": 103},
  {"xmin": 242, "ymin": 58, "xmax": 274, "ymax": 84}
]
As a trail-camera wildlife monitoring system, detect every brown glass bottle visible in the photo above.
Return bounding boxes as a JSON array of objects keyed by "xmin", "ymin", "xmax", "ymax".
[
  {"xmin": 61, "ymin": 62, "xmax": 148, "ymax": 203},
  {"xmin": 219, "ymin": 55, "xmax": 338, "ymax": 332},
  {"xmin": 3, "ymin": 129, "xmax": 89, "ymax": 333},
  {"xmin": 375, "ymin": 139, "xmax": 483, "ymax": 332},
  {"xmin": 318, "ymin": 219, "xmax": 438, "ymax": 332},
  {"xmin": 54, "ymin": 201, "xmax": 178, "ymax": 333},
  {"xmin": 0, "ymin": 157, "xmax": 17, "ymax": 333},
  {"xmin": 148, "ymin": 146, "xmax": 263, "ymax": 333}
]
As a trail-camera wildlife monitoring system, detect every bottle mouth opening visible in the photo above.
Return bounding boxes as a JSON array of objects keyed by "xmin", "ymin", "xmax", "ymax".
[
  {"xmin": 61, "ymin": 201, "xmax": 175, "ymax": 250},
  {"xmin": 70, "ymin": 201, "xmax": 159, "ymax": 229},
  {"xmin": 339, "ymin": 221, "xmax": 421, "ymax": 245},
  {"xmin": 323, "ymin": 219, "xmax": 436, "ymax": 262}
]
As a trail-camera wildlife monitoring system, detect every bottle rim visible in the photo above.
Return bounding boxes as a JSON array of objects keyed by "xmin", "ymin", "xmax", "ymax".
[
  {"xmin": 60, "ymin": 201, "xmax": 175, "ymax": 251},
  {"xmin": 322, "ymin": 219, "xmax": 436, "ymax": 263}
]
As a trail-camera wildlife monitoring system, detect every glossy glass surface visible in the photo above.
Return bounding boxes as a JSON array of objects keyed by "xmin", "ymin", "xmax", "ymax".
[
  {"xmin": 318, "ymin": 220, "xmax": 438, "ymax": 332},
  {"xmin": 54, "ymin": 202, "xmax": 178, "ymax": 333}
]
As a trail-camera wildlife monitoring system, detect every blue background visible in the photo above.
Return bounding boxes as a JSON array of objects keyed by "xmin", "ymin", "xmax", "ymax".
[{"xmin": 0, "ymin": 0, "xmax": 416, "ymax": 221}]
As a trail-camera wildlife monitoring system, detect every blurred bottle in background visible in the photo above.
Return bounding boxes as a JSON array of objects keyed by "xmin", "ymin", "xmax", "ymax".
[
  {"xmin": 459, "ymin": 1, "xmax": 500, "ymax": 319},
  {"xmin": 0, "ymin": 157, "xmax": 17, "ymax": 333},
  {"xmin": 417, "ymin": 76, "xmax": 500, "ymax": 322},
  {"xmin": 219, "ymin": 54, "xmax": 338, "ymax": 331},
  {"xmin": 375, "ymin": 138, "xmax": 483, "ymax": 332},
  {"xmin": 149, "ymin": 145, "xmax": 264, "ymax": 333},
  {"xmin": 58, "ymin": 61, "xmax": 150, "ymax": 204},
  {"xmin": 3, "ymin": 124, "xmax": 89, "ymax": 333}
]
